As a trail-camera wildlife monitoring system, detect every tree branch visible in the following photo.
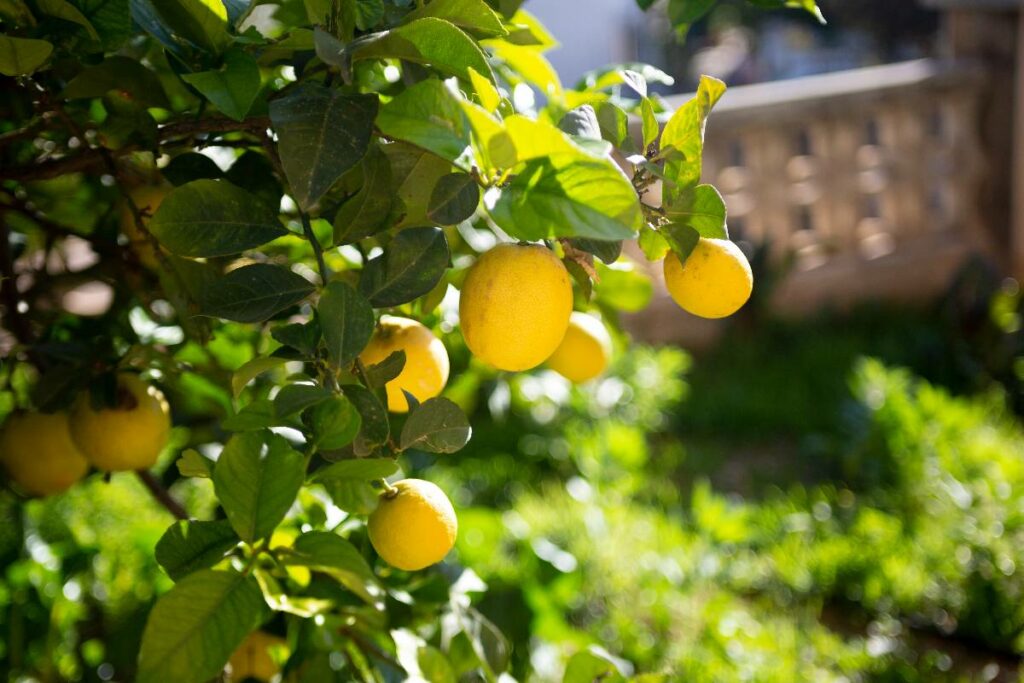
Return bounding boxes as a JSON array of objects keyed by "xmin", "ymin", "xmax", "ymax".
[{"xmin": 135, "ymin": 470, "xmax": 189, "ymax": 520}]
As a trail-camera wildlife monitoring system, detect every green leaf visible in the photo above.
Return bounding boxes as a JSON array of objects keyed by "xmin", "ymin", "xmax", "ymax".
[
  {"xmin": 313, "ymin": 457, "xmax": 397, "ymax": 482},
  {"xmin": 363, "ymin": 351, "xmax": 405, "ymax": 390},
  {"xmin": 568, "ymin": 238, "xmax": 622, "ymax": 265},
  {"xmin": 271, "ymin": 320, "xmax": 321, "ymax": 357},
  {"xmin": 385, "ymin": 143, "xmax": 455, "ymax": 228},
  {"xmin": 664, "ymin": 183, "xmax": 728, "ymax": 238},
  {"xmin": 640, "ymin": 97, "xmax": 659, "ymax": 149},
  {"xmin": 212, "ymin": 431, "xmax": 305, "ymax": 543},
  {"xmin": 563, "ymin": 646, "xmax": 627, "ymax": 683},
  {"xmin": 273, "ymin": 383, "xmax": 332, "ymax": 417},
  {"xmin": 353, "ymin": 0, "xmax": 383, "ymax": 30},
  {"xmin": 400, "ymin": 397, "xmax": 471, "ymax": 453},
  {"xmin": 308, "ymin": 396, "xmax": 362, "ymax": 450},
  {"xmin": 317, "ymin": 281, "xmax": 374, "ymax": 368},
  {"xmin": 428, "ymin": 173, "xmax": 480, "ymax": 225},
  {"xmin": 155, "ymin": 520, "xmax": 239, "ymax": 581},
  {"xmin": 149, "ymin": 179, "xmax": 286, "ymax": 258},
  {"xmin": 667, "ymin": 0, "xmax": 716, "ymax": 34},
  {"xmin": 0, "ymin": 36, "xmax": 52, "ymax": 76},
  {"xmin": 81, "ymin": 0, "xmax": 131, "ymax": 50},
  {"xmin": 199, "ymin": 264, "xmax": 314, "ymax": 323},
  {"xmin": 660, "ymin": 75, "xmax": 725, "ymax": 202},
  {"xmin": 181, "ymin": 48, "xmax": 260, "ymax": 122},
  {"xmin": 468, "ymin": 66, "xmax": 500, "ymax": 112},
  {"xmin": 595, "ymin": 101, "xmax": 630, "ymax": 148},
  {"xmin": 162, "ymin": 152, "xmax": 223, "ymax": 185},
  {"xmin": 351, "ymin": 17, "xmax": 494, "ymax": 82},
  {"xmin": 145, "ymin": 0, "xmax": 229, "ymax": 54},
  {"xmin": 489, "ymin": 158, "xmax": 641, "ymax": 241},
  {"xmin": 232, "ymin": 356, "xmax": 287, "ymax": 397},
  {"xmin": 136, "ymin": 570, "xmax": 266, "ymax": 683},
  {"xmin": 660, "ymin": 222, "xmax": 700, "ymax": 264},
  {"xmin": 595, "ymin": 261, "xmax": 653, "ymax": 312},
  {"xmin": 340, "ymin": 384, "xmax": 389, "ymax": 453},
  {"xmin": 558, "ymin": 105, "xmax": 602, "ymax": 141},
  {"xmin": 225, "ymin": 151, "xmax": 283, "ymax": 209},
  {"xmin": 269, "ymin": 84, "xmax": 379, "ymax": 211},
  {"xmin": 37, "ymin": 0, "xmax": 99, "ymax": 39},
  {"xmin": 176, "ymin": 448, "xmax": 214, "ymax": 478},
  {"xmin": 404, "ymin": 0, "xmax": 506, "ymax": 36},
  {"xmin": 483, "ymin": 38, "xmax": 560, "ymax": 98},
  {"xmin": 285, "ymin": 531, "xmax": 384, "ymax": 606},
  {"xmin": 333, "ymin": 145, "xmax": 394, "ymax": 245},
  {"xmin": 376, "ymin": 78, "xmax": 470, "ymax": 167},
  {"xmin": 221, "ymin": 399, "xmax": 277, "ymax": 431},
  {"xmin": 637, "ymin": 224, "xmax": 670, "ymax": 261},
  {"xmin": 359, "ymin": 227, "xmax": 450, "ymax": 307}
]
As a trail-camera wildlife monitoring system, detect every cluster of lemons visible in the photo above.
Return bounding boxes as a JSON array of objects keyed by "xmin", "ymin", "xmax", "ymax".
[
  {"xmin": 362, "ymin": 239, "xmax": 752, "ymax": 573},
  {"xmin": 0, "ymin": 373, "xmax": 171, "ymax": 496}
]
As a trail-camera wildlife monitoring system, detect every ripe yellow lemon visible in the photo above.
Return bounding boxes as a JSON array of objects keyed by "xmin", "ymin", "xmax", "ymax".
[
  {"xmin": 0, "ymin": 411, "xmax": 90, "ymax": 496},
  {"xmin": 228, "ymin": 631, "xmax": 288, "ymax": 682},
  {"xmin": 358, "ymin": 316, "xmax": 450, "ymax": 413},
  {"xmin": 663, "ymin": 238, "xmax": 753, "ymax": 319},
  {"xmin": 121, "ymin": 185, "xmax": 168, "ymax": 270},
  {"xmin": 368, "ymin": 479, "xmax": 457, "ymax": 571},
  {"xmin": 546, "ymin": 312, "xmax": 613, "ymax": 383},
  {"xmin": 69, "ymin": 373, "xmax": 171, "ymax": 471},
  {"xmin": 459, "ymin": 243, "xmax": 573, "ymax": 371}
]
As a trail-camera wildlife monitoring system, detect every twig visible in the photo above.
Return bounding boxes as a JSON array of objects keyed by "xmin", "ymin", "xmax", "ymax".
[
  {"xmin": 300, "ymin": 211, "xmax": 329, "ymax": 283},
  {"xmin": 135, "ymin": 470, "xmax": 189, "ymax": 520}
]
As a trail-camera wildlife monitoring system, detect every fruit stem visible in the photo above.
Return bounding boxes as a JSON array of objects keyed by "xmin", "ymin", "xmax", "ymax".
[
  {"xmin": 378, "ymin": 479, "xmax": 399, "ymax": 499},
  {"xmin": 135, "ymin": 470, "xmax": 188, "ymax": 520}
]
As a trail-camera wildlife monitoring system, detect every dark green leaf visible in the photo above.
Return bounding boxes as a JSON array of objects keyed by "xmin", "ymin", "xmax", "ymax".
[
  {"xmin": 269, "ymin": 84, "xmax": 379, "ymax": 210},
  {"xmin": 286, "ymin": 531, "xmax": 384, "ymax": 606},
  {"xmin": 308, "ymin": 396, "xmax": 362, "ymax": 450},
  {"xmin": 143, "ymin": 0, "xmax": 229, "ymax": 54},
  {"xmin": 350, "ymin": 17, "xmax": 494, "ymax": 82},
  {"xmin": 226, "ymin": 151, "xmax": 283, "ymax": 210},
  {"xmin": 212, "ymin": 431, "xmax": 305, "ymax": 543},
  {"xmin": 568, "ymin": 238, "xmax": 622, "ymax": 265},
  {"xmin": 149, "ymin": 179, "xmax": 286, "ymax": 258},
  {"xmin": 427, "ymin": 173, "xmax": 479, "ymax": 225},
  {"xmin": 176, "ymin": 448, "xmax": 214, "ymax": 478},
  {"xmin": 660, "ymin": 222, "xmax": 701, "ymax": 264},
  {"xmin": 155, "ymin": 520, "xmax": 239, "ymax": 581},
  {"xmin": 221, "ymin": 399, "xmax": 277, "ymax": 431},
  {"xmin": 64, "ymin": 56, "xmax": 169, "ymax": 107},
  {"xmin": 274, "ymin": 383, "xmax": 332, "ymax": 417},
  {"xmin": 333, "ymin": 145, "xmax": 394, "ymax": 244},
  {"xmin": 37, "ymin": 0, "xmax": 99, "ymax": 38},
  {"xmin": 668, "ymin": 0, "xmax": 717, "ymax": 31},
  {"xmin": 340, "ymin": 384, "xmax": 389, "ymax": 453},
  {"xmin": 489, "ymin": 158, "xmax": 641, "ymax": 241},
  {"xmin": 317, "ymin": 281, "xmax": 374, "ymax": 367},
  {"xmin": 162, "ymin": 152, "xmax": 224, "ymax": 186},
  {"xmin": 354, "ymin": 0, "xmax": 384, "ymax": 29},
  {"xmin": 385, "ymin": 142, "xmax": 455, "ymax": 228},
  {"xmin": 136, "ymin": 570, "xmax": 266, "ymax": 683},
  {"xmin": 181, "ymin": 48, "xmax": 260, "ymax": 122},
  {"xmin": 0, "ymin": 36, "xmax": 52, "ymax": 76},
  {"xmin": 84, "ymin": 0, "xmax": 131, "ymax": 50},
  {"xmin": 272, "ymin": 320, "xmax": 321, "ymax": 357},
  {"xmin": 359, "ymin": 227, "xmax": 450, "ymax": 307},
  {"xmin": 364, "ymin": 351, "xmax": 405, "ymax": 389},
  {"xmin": 200, "ymin": 264, "xmax": 314, "ymax": 323},
  {"xmin": 400, "ymin": 397, "xmax": 471, "ymax": 453}
]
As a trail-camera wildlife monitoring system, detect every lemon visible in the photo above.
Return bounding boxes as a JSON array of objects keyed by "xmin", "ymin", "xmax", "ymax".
[
  {"xmin": 359, "ymin": 316, "xmax": 450, "ymax": 413},
  {"xmin": 368, "ymin": 479, "xmax": 457, "ymax": 571},
  {"xmin": 121, "ymin": 185, "xmax": 168, "ymax": 270},
  {"xmin": 546, "ymin": 312, "xmax": 612, "ymax": 383},
  {"xmin": 69, "ymin": 373, "xmax": 171, "ymax": 471},
  {"xmin": 0, "ymin": 411, "xmax": 90, "ymax": 496},
  {"xmin": 459, "ymin": 243, "xmax": 573, "ymax": 371},
  {"xmin": 663, "ymin": 238, "xmax": 752, "ymax": 319},
  {"xmin": 228, "ymin": 631, "xmax": 288, "ymax": 682}
]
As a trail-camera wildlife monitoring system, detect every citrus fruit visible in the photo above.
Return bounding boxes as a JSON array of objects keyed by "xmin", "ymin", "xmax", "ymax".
[
  {"xmin": 359, "ymin": 316, "xmax": 450, "ymax": 413},
  {"xmin": 546, "ymin": 312, "xmax": 612, "ymax": 383},
  {"xmin": 368, "ymin": 479, "xmax": 457, "ymax": 571},
  {"xmin": 0, "ymin": 411, "xmax": 90, "ymax": 496},
  {"xmin": 663, "ymin": 238, "xmax": 752, "ymax": 319},
  {"xmin": 69, "ymin": 373, "xmax": 171, "ymax": 471},
  {"xmin": 459, "ymin": 243, "xmax": 572, "ymax": 371},
  {"xmin": 228, "ymin": 631, "xmax": 288, "ymax": 682}
]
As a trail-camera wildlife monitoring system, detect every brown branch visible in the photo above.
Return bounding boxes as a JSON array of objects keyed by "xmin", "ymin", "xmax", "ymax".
[{"xmin": 135, "ymin": 470, "xmax": 188, "ymax": 520}]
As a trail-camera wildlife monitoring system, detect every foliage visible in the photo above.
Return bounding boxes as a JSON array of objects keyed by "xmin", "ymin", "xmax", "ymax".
[{"xmin": 0, "ymin": 0, "xmax": 834, "ymax": 680}]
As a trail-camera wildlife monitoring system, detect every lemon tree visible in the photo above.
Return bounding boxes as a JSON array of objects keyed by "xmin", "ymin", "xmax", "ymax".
[{"xmin": 0, "ymin": 0, "xmax": 821, "ymax": 680}]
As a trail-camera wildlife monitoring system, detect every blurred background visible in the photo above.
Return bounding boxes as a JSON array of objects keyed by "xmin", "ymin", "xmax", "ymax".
[{"xmin": 7, "ymin": 1, "xmax": 1024, "ymax": 681}]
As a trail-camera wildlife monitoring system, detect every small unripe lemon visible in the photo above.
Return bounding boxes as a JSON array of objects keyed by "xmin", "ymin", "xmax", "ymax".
[
  {"xmin": 546, "ymin": 312, "xmax": 613, "ymax": 383},
  {"xmin": 228, "ymin": 631, "xmax": 288, "ymax": 682},
  {"xmin": 69, "ymin": 373, "xmax": 171, "ymax": 471},
  {"xmin": 359, "ymin": 316, "xmax": 450, "ymax": 413},
  {"xmin": 663, "ymin": 238, "xmax": 752, "ymax": 319},
  {"xmin": 0, "ymin": 412, "xmax": 90, "ymax": 496},
  {"xmin": 121, "ymin": 185, "xmax": 169, "ymax": 270},
  {"xmin": 368, "ymin": 479, "xmax": 457, "ymax": 571},
  {"xmin": 459, "ymin": 243, "xmax": 573, "ymax": 371}
]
